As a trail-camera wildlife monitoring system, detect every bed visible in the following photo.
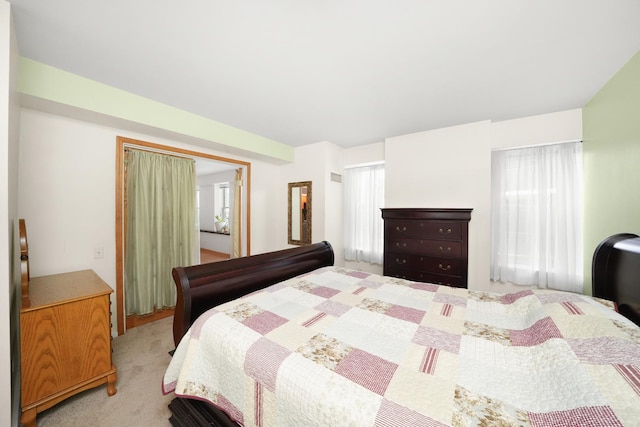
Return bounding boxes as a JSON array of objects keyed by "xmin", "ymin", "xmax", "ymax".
[{"xmin": 163, "ymin": 239, "xmax": 640, "ymax": 426}]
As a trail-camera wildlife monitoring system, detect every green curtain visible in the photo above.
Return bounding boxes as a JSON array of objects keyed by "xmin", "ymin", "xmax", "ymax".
[{"xmin": 125, "ymin": 149, "xmax": 196, "ymax": 316}]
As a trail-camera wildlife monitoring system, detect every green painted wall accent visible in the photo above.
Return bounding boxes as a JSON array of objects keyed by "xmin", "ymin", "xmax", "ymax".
[
  {"xmin": 18, "ymin": 57, "xmax": 294, "ymax": 162},
  {"xmin": 582, "ymin": 49, "xmax": 640, "ymax": 294}
]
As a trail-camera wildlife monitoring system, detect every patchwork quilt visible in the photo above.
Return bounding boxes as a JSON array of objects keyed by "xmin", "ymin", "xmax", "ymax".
[{"xmin": 162, "ymin": 266, "xmax": 640, "ymax": 426}]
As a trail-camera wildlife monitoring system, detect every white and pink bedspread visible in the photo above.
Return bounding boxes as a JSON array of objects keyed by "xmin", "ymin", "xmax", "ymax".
[{"xmin": 163, "ymin": 266, "xmax": 640, "ymax": 426}]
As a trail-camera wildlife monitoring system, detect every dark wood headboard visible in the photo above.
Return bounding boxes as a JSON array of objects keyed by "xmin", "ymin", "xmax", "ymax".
[
  {"xmin": 172, "ymin": 241, "xmax": 335, "ymax": 346},
  {"xmin": 592, "ymin": 233, "xmax": 640, "ymax": 326}
]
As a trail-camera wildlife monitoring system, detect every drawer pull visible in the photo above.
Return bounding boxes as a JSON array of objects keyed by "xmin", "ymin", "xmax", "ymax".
[
  {"xmin": 438, "ymin": 263, "xmax": 451, "ymax": 271},
  {"xmin": 395, "ymin": 258, "xmax": 407, "ymax": 264},
  {"xmin": 439, "ymin": 246, "xmax": 452, "ymax": 253},
  {"xmin": 439, "ymin": 228, "xmax": 452, "ymax": 234},
  {"xmin": 395, "ymin": 226, "xmax": 407, "ymax": 232},
  {"xmin": 395, "ymin": 242, "xmax": 407, "ymax": 248}
]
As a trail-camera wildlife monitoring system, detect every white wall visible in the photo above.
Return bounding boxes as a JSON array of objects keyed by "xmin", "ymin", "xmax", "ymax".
[
  {"xmin": 199, "ymin": 232, "xmax": 231, "ymax": 254},
  {"xmin": 197, "ymin": 170, "xmax": 235, "ymax": 232},
  {"xmin": 246, "ymin": 159, "xmax": 283, "ymax": 255},
  {"xmin": 386, "ymin": 120, "xmax": 492, "ymax": 289},
  {"xmin": 0, "ymin": 4, "xmax": 11, "ymax": 423},
  {"xmin": 198, "ymin": 183, "xmax": 216, "ymax": 231},
  {"xmin": 280, "ymin": 141, "xmax": 341, "ymax": 249},
  {"xmin": 1, "ymin": 2, "xmax": 20, "ymax": 424},
  {"xmin": 383, "ymin": 109, "xmax": 582, "ymax": 291},
  {"xmin": 19, "ymin": 110, "xmax": 118, "ymax": 279},
  {"xmin": 18, "ymin": 108, "xmax": 284, "ymax": 334},
  {"xmin": 491, "ymin": 109, "xmax": 582, "ymax": 150},
  {"xmin": 320, "ymin": 142, "xmax": 346, "ymax": 262},
  {"xmin": 343, "ymin": 142, "xmax": 385, "ymax": 166}
]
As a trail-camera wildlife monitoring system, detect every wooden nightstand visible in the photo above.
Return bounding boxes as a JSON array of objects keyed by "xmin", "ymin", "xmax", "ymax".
[{"xmin": 20, "ymin": 269, "xmax": 117, "ymax": 427}]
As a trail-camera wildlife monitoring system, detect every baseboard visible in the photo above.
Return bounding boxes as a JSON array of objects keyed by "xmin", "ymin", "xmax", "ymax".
[{"xmin": 126, "ymin": 307, "xmax": 174, "ymax": 330}]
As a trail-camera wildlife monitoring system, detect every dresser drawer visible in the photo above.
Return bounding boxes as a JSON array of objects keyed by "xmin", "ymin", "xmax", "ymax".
[
  {"xmin": 385, "ymin": 252, "xmax": 463, "ymax": 276},
  {"xmin": 386, "ymin": 220, "xmax": 462, "ymax": 240},
  {"xmin": 385, "ymin": 267, "xmax": 465, "ymax": 288},
  {"xmin": 21, "ymin": 295, "xmax": 112, "ymax": 405},
  {"xmin": 386, "ymin": 237, "xmax": 462, "ymax": 258}
]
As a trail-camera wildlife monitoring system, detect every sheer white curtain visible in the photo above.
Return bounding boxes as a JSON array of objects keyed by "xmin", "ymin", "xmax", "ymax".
[
  {"xmin": 490, "ymin": 142, "xmax": 583, "ymax": 292},
  {"xmin": 343, "ymin": 163, "xmax": 385, "ymax": 264}
]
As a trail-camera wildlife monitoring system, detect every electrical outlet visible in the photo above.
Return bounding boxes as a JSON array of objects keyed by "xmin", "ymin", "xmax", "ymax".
[{"xmin": 94, "ymin": 246, "xmax": 104, "ymax": 259}]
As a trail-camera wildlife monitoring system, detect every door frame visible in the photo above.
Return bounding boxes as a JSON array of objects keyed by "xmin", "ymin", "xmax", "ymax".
[{"xmin": 115, "ymin": 136, "xmax": 251, "ymax": 336}]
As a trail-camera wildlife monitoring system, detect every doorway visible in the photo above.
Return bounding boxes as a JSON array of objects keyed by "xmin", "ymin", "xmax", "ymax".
[{"xmin": 115, "ymin": 136, "xmax": 251, "ymax": 335}]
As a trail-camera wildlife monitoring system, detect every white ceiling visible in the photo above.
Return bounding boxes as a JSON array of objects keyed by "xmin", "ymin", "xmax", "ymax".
[{"xmin": 8, "ymin": 0, "xmax": 640, "ymax": 148}]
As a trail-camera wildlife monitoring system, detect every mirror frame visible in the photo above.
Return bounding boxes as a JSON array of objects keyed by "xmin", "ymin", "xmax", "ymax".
[
  {"xmin": 288, "ymin": 181, "xmax": 312, "ymax": 245},
  {"xmin": 116, "ymin": 136, "xmax": 251, "ymax": 336}
]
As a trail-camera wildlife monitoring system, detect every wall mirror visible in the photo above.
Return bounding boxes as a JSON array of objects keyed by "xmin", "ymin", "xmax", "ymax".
[{"xmin": 288, "ymin": 181, "xmax": 312, "ymax": 245}]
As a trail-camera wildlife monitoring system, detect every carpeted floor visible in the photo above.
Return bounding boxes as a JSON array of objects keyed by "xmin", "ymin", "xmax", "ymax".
[{"xmin": 36, "ymin": 316, "xmax": 175, "ymax": 426}]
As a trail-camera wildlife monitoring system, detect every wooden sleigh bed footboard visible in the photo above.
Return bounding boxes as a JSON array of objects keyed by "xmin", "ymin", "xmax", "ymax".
[{"xmin": 171, "ymin": 241, "xmax": 335, "ymax": 347}]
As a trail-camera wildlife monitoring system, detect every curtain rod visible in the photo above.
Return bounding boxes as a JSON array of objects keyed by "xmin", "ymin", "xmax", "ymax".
[
  {"xmin": 123, "ymin": 144, "xmax": 249, "ymax": 171},
  {"xmin": 123, "ymin": 145, "xmax": 194, "ymax": 162},
  {"xmin": 491, "ymin": 139, "xmax": 582, "ymax": 152}
]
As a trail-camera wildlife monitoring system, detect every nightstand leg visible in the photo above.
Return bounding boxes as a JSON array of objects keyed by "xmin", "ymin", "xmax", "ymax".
[
  {"xmin": 106, "ymin": 369, "xmax": 118, "ymax": 396},
  {"xmin": 20, "ymin": 408, "xmax": 36, "ymax": 427}
]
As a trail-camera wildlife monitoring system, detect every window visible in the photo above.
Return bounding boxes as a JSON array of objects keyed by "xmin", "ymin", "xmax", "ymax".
[
  {"xmin": 343, "ymin": 162, "xmax": 385, "ymax": 264},
  {"xmin": 490, "ymin": 142, "xmax": 583, "ymax": 292},
  {"xmin": 221, "ymin": 184, "xmax": 230, "ymax": 221},
  {"xmin": 215, "ymin": 183, "xmax": 230, "ymax": 222}
]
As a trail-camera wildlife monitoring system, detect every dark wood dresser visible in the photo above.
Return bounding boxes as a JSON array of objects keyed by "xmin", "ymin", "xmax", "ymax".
[{"xmin": 381, "ymin": 208, "xmax": 472, "ymax": 288}]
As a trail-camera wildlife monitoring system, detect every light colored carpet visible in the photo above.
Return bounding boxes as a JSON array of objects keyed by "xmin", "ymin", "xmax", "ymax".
[{"xmin": 37, "ymin": 316, "xmax": 175, "ymax": 426}]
